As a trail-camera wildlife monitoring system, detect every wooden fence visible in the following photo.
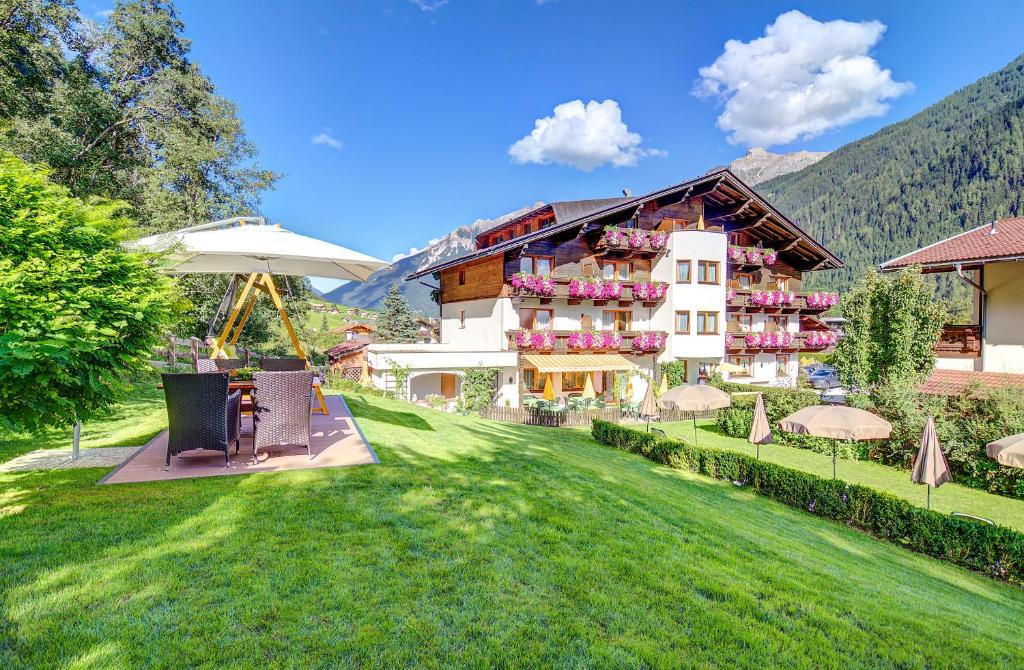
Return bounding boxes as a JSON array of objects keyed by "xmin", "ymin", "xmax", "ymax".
[
  {"xmin": 481, "ymin": 405, "xmax": 622, "ymax": 428},
  {"xmin": 151, "ymin": 335, "xmax": 257, "ymax": 369}
]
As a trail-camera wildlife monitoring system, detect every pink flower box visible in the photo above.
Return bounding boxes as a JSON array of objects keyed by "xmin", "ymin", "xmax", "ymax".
[
  {"xmin": 515, "ymin": 329, "xmax": 555, "ymax": 350},
  {"xmin": 649, "ymin": 231, "xmax": 669, "ymax": 250},
  {"xmin": 631, "ymin": 331, "xmax": 666, "ymax": 352},
  {"xmin": 633, "ymin": 281, "xmax": 667, "ymax": 301},
  {"xmin": 627, "ymin": 230, "xmax": 647, "ymax": 249},
  {"xmin": 568, "ymin": 330, "xmax": 623, "ymax": 351},
  {"xmin": 511, "ymin": 272, "xmax": 555, "ymax": 297},
  {"xmin": 806, "ymin": 291, "xmax": 840, "ymax": 309},
  {"xmin": 805, "ymin": 331, "xmax": 839, "ymax": 347},
  {"xmin": 568, "ymin": 277, "xmax": 622, "ymax": 300},
  {"xmin": 603, "ymin": 227, "xmax": 627, "ymax": 245}
]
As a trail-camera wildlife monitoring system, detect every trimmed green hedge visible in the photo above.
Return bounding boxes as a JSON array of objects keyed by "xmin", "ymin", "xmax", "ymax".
[{"xmin": 591, "ymin": 420, "xmax": 1024, "ymax": 585}]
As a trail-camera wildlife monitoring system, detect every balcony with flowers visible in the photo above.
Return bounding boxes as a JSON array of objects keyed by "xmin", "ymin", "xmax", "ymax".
[
  {"xmin": 510, "ymin": 272, "xmax": 556, "ymax": 298},
  {"xmin": 726, "ymin": 288, "xmax": 840, "ymax": 314},
  {"xmin": 725, "ymin": 329, "xmax": 839, "ymax": 352},
  {"xmin": 509, "ymin": 329, "xmax": 668, "ymax": 354},
  {"xmin": 511, "ymin": 275, "xmax": 669, "ymax": 307},
  {"xmin": 727, "ymin": 244, "xmax": 778, "ymax": 268},
  {"xmin": 595, "ymin": 226, "xmax": 669, "ymax": 258}
]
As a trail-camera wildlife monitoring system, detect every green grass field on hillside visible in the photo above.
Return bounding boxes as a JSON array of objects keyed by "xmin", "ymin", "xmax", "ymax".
[{"xmin": 1, "ymin": 392, "xmax": 1022, "ymax": 668}]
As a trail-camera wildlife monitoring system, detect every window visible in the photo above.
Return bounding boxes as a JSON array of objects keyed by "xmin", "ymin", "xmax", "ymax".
[
  {"xmin": 674, "ymin": 311, "xmax": 690, "ymax": 334},
  {"xmin": 735, "ymin": 272, "xmax": 755, "ymax": 289},
  {"xmin": 562, "ymin": 371, "xmax": 590, "ymax": 391},
  {"xmin": 458, "ymin": 270, "xmax": 466, "ymax": 285},
  {"xmin": 697, "ymin": 260, "xmax": 720, "ymax": 285},
  {"xmin": 773, "ymin": 275, "xmax": 790, "ymax": 291},
  {"xmin": 519, "ymin": 308, "xmax": 552, "ymax": 330},
  {"xmin": 520, "ymin": 255, "xmax": 554, "ymax": 275},
  {"xmin": 603, "ymin": 309, "xmax": 632, "ymax": 332},
  {"xmin": 775, "ymin": 354, "xmax": 790, "ymax": 377},
  {"xmin": 603, "ymin": 261, "xmax": 632, "ymax": 281},
  {"xmin": 769, "ymin": 315, "xmax": 789, "ymax": 331},
  {"xmin": 459, "ymin": 309, "xmax": 466, "ymax": 328},
  {"xmin": 730, "ymin": 314, "xmax": 752, "ymax": 332},
  {"xmin": 493, "ymin": 235, "xmax": 504, "ymax": 245},
  {"xmin": 697, "ymin": 311, "xmax": 719, "ymax": 335},
  {"xmin": 675, "ymin": 260, "xmax": 691, "ymax": 283},
  {"xmin": 729, "ymin": 355, "xmax": 753, "ymax": 377},
  {"xmin": 522, "ymin": 368, "xmax": 544, "ymax": 392}
]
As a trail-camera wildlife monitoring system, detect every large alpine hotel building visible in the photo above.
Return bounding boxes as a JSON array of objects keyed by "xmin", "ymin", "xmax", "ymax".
[{"xmin": 366, "ymin": 169, "xmax": 843, "ymax": 405}]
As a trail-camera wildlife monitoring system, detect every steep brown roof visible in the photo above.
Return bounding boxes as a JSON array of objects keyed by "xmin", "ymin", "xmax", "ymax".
[
  {"xmin": 919, "ymin": 369, "xmax": 1024, "ymax": 395},
  {"xmin": 882, "ymin": 218, "xmax": 1024, "ymax": 271}
]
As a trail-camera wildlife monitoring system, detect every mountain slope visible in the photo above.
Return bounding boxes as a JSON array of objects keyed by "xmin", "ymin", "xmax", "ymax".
[
  {"xmin": 729, "ymin": 148, "xmax": 829, "ymax": 185},
  {"xmin": 323, "ymin": 204, "xmax": 541, "ymax": 312},
  {"xmin": 761, "ymin": 54, "xmax": 1024, "ymax": 290}
]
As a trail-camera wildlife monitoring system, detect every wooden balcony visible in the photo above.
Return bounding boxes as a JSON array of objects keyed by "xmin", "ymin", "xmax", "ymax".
[
  {"xmin": 935, "ymin": 324, "xmax": 981, "ymax": 358},
  {"xmin": 507, "ymin": 329, "xmax": 668, "ymax": 355},
  {"xmin": 508, "ymin": 278, "xmax": 667, "ymax": 308},
  {"xmin": 593, "ymin": 231, "xmax": 668, "ymax": 259},
  {"xmin": 726, "ymin": 289, "xmax": 837, "ymax": 314},
  {"xmin": 726, "ymin": 331, "xmax": 837, "ymax": 353}
]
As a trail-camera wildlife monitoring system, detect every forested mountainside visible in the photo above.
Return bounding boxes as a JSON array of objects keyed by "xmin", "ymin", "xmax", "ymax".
[{"xmin": 761, "ymin": 53, "xmax": 1024, "ymax": 291}]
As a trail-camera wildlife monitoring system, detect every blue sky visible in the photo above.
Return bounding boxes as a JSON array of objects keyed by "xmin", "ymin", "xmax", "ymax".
[{"xmin": 166, "ymin": 0, "xmax": 1024, "ymax": 291}]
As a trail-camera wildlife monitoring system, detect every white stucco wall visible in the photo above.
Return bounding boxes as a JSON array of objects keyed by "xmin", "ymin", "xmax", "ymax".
[
  {"xmin": 935, "ymin": 357, "xmax": 981, "ymax": 372},
  {"xmin": 982, "ymin": 262, "xmax": 1024, "ymax": 373},
  {"xmin": 440, "ymin": 297, "xmax": 515, "ymax": 351}
]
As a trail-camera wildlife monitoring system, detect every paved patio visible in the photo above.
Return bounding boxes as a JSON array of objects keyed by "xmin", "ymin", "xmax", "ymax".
[{"xmin": 101, "ymin": 394, "xmax": 377, "ymax": 484}]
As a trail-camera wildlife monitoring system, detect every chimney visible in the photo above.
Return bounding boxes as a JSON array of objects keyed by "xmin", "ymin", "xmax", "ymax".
[
  {"xmin": 622, "ymin": 188, "xmax": 632, "ymax": 197},
  {"xmin": 989, "ymin": 219, "xmax": 999, "ymax": 235}
]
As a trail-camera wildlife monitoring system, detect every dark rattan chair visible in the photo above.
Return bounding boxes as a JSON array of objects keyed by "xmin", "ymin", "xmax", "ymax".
[
  {"xmin": 214, "ymin": 359, "xmax": 246, "ymax": 372},
  {"xmin": 196, "ymin": 359, "xmax": 217, "ymax": 373},
  {"xmin": 162, "ymin": 373, "xmax": 241, "ymax": 466},
  {"xmin": 252, "ymin": 371, "xmax": 314, "ymax": 463},
  {"xmin": 260, "ymin": 357, "xmax": 307, "ymax": 371}
]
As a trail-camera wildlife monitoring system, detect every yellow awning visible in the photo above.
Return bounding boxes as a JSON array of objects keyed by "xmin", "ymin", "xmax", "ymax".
[{"xmin": 522, "ymin": 354, "xmax": 638, "ymax": 373}]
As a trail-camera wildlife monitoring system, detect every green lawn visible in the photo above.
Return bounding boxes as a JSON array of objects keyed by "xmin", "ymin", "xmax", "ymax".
[
  {"xmin": 0, "ymin": 383, "xmax": 167, "ymax": 464},
  {"xmin": 658, "ymin": 419, "xmax": 1024, "ymax": 531},
  {"xmin": 1, "ymin": 393, "xmax": 1023, "ymax": 667}
]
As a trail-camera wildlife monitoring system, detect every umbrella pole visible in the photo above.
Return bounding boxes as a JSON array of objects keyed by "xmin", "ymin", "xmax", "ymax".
[
  {"xmin": 832, "ymin": 443, "xmax": 837, "ymax": 480},
  {"xmin": 927, "ymin": 485, "xmax": 931, "ymax": 510},
  {"xmin": 693, "ymin": 415, "xmax": 699, "ymax": 446},
  {"xmin": 756, "ymin": 442, "xmax": 760, "ymax": 461}
]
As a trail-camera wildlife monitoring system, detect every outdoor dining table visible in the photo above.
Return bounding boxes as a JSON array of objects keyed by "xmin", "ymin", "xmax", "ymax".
[{"xmin": 156, "ymin": 379, "xmax": 329, "ymax": 415}]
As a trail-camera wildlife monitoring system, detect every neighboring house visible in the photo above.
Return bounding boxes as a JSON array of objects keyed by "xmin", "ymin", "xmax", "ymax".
[
  {"xmin": 366, "ymin": 169, "xmax": 843, "ymax": 405},
  {"xmin": 414, "ymin": 316, "xmax": 440, "ymax": 344},
  {"xmin": 881, "ymin": 217, "xmax": 1024, "ymax": 391},
  {"xmin": 332, "ymin": 322, "xmax": 375, "ymax": 341},
  {"xmin": 326, "ymin": 336, "xmax": 371, "ymax": 372}
]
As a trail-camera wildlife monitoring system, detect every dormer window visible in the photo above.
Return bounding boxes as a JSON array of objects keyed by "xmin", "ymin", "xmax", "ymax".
[{"xmin": 520, "ymin": 255, "xmax": 553, "ymax": 275}]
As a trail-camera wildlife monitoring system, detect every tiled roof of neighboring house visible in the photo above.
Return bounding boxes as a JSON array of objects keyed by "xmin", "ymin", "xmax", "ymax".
[
  {"xmin": 881, "ymin": 218, "xmax": 1024, "ymax": 271},
  {"xmin": 329, "ymin": 321, "xmax": 375, "ymax": 335},
  {"xmin": 919, "ymin": 368, "xmax": 1024, "ymax": 395},
  {"xmin": 326, "ymin": 337, "xmax": 370, "ymax": 359}
]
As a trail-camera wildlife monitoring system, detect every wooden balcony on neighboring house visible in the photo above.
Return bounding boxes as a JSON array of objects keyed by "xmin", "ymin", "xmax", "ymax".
[
  {"xmin": 935, "ymin": 324, "xmax": 982, "ymax": 358},
  {"xmin": 507, "ymin": 329, "xmax": 668, "ymax": 355}
]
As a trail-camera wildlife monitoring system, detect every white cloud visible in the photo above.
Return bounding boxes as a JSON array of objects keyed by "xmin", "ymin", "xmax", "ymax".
[
  {"xmin": 508, "ymin": 99, "xmax": 664, "ymax": 171},
  {"xmin": 694, "ymin": 10, "xmax": 912, "ymax": 146},
  {"xmin": 311, "ymin": 132, "xmax": 344, "ymax": 150},
  {"xmin": 392, "ymin": 238, "xmax": 440, "ymax": 263},
  {"xmin": 410, "ymin": 0, "xmax": 448, "ymax": 11}
]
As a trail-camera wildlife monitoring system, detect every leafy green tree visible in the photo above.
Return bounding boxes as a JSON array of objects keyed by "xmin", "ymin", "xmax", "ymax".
[
  {"xmin": 376, "ymin": 284, "xmax": 418, "ymax": 344},
  {"xmin": 833, "ymin": 268, "xmax": 945, "ymax": 389},
  {"xmin": 0, "ymin": 153, "xmax": 175, "ymax": 431}
]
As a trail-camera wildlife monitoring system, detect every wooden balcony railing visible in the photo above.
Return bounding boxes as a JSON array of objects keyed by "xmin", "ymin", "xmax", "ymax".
[
  {"xmin": 508, "ymin": 277, "xmax": 667, "ymax": 307},
  {"xmin": 507, "ymin": 329, "xmax": 668, "ymax": 355},
  {"xmin": 593, "ymin": 228, "xmax": 669, "ymax": 259},
  {"xmin": 726, "ymin": 289, "xmax": 839, "ymax": 314},
  {"xmin": 935, "ymin": 324, "xmax": 981, "ymax": 358},
  {"xmin": 726, "ymin": 330, "xmax": 838, "ymax": 352}
]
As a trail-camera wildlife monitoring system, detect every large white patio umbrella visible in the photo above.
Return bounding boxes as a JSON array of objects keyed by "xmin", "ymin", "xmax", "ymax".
[
  {"xmin": 778, "ymin": 405, "xmax": 892, "ymax": 479},
  {"xmin": 134, "ymin": 217, "xmax": 388, "ymax": 281}
]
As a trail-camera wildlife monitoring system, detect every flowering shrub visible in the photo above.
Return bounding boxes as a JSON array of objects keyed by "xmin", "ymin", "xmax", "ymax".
[
  {"xmin": 725, "ymin": 288, "xmax": 737, "ymax": 301},
  {"xmin": 631, "ymin": 331, "xmax": 667, "ymax": 352},
  {"xmin": 632, "ymin": 280, "xmax": 667, "ymax": 301},
  {"xmin": 510, "ymin": 272, "xmax": 555, "ymax": 297},
  {"xmin": 744, "ymin": 331, "xmax": 796, "ymax": 348},
  {"xmin": 806, "ymin": 291, "xmax": 840, "ymax": 309},
  {"xmin": 805, "ymin": 330, "xmax": 839, "ymax": 348},
  {"xmin": 727, "ymin": 245, "xmax": 777, "ymax": 266},
  {"xmin": 514, "ymin": 329, "xmax": 555, "ymax": 350},
  {"xmin": 567, "ymin": 330, "xmax": 623, "ymax": 350},
  {"xmin": 750, "ymin": 289, "xmax": 796, "ymax": 307},
  {"xmin": 568, "ymin": 277, "xmax": 622, "ymax": 300},
  {"xmin": 649, "ymin": 231, "xmax": 669, "ymax": 250}
]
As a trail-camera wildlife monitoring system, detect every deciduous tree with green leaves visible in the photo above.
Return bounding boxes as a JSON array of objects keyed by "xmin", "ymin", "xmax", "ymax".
[
  {"xmin": 376, "ymin": 284, "xmax": 418, "ymax": 344},
  {"xmin": 0, "ymin": 153, "xmax": 176, "ymax": 431},
  {"xmin": 832, "ymin": 268, "xmax": 945, "ymax": 390}
]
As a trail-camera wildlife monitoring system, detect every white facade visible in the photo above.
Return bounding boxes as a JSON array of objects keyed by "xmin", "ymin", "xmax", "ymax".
[{"xmin": 980, "ymin": 262, "xmax": 1024, "ymax": 374}]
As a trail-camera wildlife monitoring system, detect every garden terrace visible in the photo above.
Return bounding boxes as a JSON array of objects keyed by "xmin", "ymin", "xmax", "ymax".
[{"xmin": 508, "ymin": 329, "xmax": 668, "ymax": 354}]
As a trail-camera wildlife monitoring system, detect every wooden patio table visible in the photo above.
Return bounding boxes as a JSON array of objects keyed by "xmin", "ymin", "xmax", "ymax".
[{"xmin": 156, "ymin": 380, "xmax": 329, "ymax": 415}]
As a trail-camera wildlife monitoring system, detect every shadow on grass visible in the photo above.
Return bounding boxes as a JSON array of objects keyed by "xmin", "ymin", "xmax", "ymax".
[{"xmin": 344, "ymin": 395, "xmax": 435, "ymax": 431}]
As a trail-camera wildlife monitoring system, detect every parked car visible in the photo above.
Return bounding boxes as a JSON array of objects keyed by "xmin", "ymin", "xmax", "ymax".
[{"xmin": 807, "ymin": 367, "xmax": 840, "ymax": 390}]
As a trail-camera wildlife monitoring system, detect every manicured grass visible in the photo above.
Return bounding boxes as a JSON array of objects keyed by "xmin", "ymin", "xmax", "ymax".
[
  {"xmin": 0, "ymin": 383, "xmax": 167, "ymax": 464},
  {"xmin": 658, "ymin": 419, "xmax": 1024, "ymax": 531},
  {"xmin": 1, "ymin": 393, "xmax": 1023, "ymax": 667}
]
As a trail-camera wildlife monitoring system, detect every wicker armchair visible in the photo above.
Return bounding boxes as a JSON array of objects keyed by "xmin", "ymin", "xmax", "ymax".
[
  {"xmin": 252, "ymin": 371, "xmax": 314, "ymax": 463},
  {"xmin": 196, "ymin": 359, "xmax": 217, "ymax": 373},
  {"xmin": 260, "ymin": 357, "xmax": 307, "ymax": 371},
  {"xmin": 162, "ymin": 373, "xmax": 241, "ymax": 466}
]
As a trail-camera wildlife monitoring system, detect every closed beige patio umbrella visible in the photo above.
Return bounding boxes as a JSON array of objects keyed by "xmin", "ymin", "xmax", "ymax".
[
  {"xmin": 987, "ymin": 433, "xmax": 1024, "ymax": 469},
  {"xmin": 748, "ymin": 393, "xmax": 772, "ymax": 460},
  {"xmin": 640, "ymin": 381, "xmax": 659, "ymax": 432},
  {"xmin": 658, "ymin": 384, "xmax": 732, "ymax": 445},
  {"xmin": 911, "ymin": 416, "xmax": 950, "ymax": 509},
  {"xmin": 778, "ymin": 405, "xmax": 892, "ymax": 479}
]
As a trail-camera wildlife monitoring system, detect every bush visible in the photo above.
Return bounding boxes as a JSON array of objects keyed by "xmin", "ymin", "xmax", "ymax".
[
  {"xmin": 424, "ymin": 393, "xmax": 447, "ymax": 409},
  {"xmin": 462, "ymin": 367, "xmax": 500, "ymax": 412},
  {"xmin": 592, "ymin": 420, "xmax": 1024, "ymax": 585},
  {"xmin": 0, "ymin": 153, "xmax": 175, "ymax": 431}
]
